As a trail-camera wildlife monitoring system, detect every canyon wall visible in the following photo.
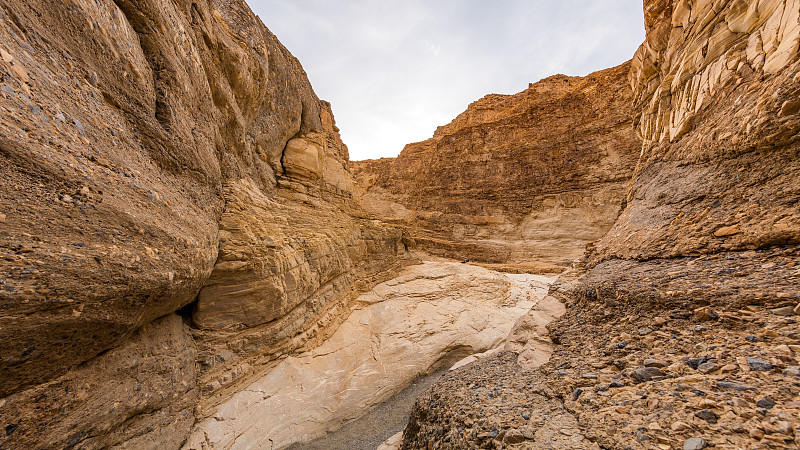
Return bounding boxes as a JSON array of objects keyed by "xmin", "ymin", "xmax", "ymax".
[
  {"xmin": 403, "ymin": 0, "xmax": 800, "ymax": 448},
  {"xmin": 0, "ymin": 0, "xmax": 405, "ymax": 448},
  {"xmin": 352, "ymin": 63, "xmax": 641, "ymax": 272}
]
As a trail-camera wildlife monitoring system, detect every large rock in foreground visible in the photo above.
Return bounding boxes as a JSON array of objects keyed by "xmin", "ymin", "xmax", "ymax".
[
  {"xmin": 352, "ymin": 63, "xmax": 640, "ymax": 272},
  {"xmin": 0, "ymin": 0, "xmax": 404, "ymax": 447}
]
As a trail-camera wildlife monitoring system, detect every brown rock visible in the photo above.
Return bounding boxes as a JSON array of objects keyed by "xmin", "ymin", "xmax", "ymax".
[
  {"xmin": 352, "ymin": 63, "xmax": 640, "ymax": 272},
  {"xmin": 0, "ymin": 0, "xmax": 405, "ymax": 447}
]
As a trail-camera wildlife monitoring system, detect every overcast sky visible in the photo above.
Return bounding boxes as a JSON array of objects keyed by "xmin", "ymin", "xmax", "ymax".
[{"xmin": 249, "ymin": 1, "xmax": 645, "ymax": 161}]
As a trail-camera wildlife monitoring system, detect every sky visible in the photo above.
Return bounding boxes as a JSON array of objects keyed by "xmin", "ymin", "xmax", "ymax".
[{"xmin": 249, "ymin": 1, "xmax": 645, "ymax": 161}]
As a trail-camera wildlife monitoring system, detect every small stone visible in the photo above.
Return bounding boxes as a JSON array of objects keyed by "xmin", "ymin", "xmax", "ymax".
[
  {"xmin": 694, "ymin": 409, "xmax": 718, "ymax": 423},
  {"xmin": 581, "ymin": 372, "xmax": 598, "ymax": 379},
  {"xmin": 745, "ymin": 335, "xmax": 758, "ymax": 342},
  {"xmin": 609, "ymin": 380, "xmax": 625, "ymax": 388},
  {"xmin": 521, "ymin": 412, "xmax": 530, "ymax": 420},
  {"xmin": 779, "ymin": 100, "xmax": 800, "ymax": 117},
  {"xmin": 503, "ymin": 429, "xmax": 525, "ymax": 444},
  {"xmin": 631, "ymin": 366, "xmax": 665, "ymax": 383},
  {"xmin": 572, "ymin": 388, "xmax": 583, "ymax": 401},
  {"xmin": 73, "ymin": 119, "xmax": 85, "ymax": 135},
  {"xmin": 683, "ymin": 437, "xmax": 708, "ymax": 450},
  {"xmin": 714, "ymin": 225, "xmax": 741, "ymax": 237},
  {"xmin": 697, "ymin": 361, "xmax": 717, "ymax": 373},
  {"xmin": 644, "ymin": 358, "xmax": 668, "ymax": 368},
  {"xmin": 771, "ymin": 306, "xmax": 796, "ymax": 316},
  {"xmin": 746, "ymin": 357, "xmax": 773, "ymax": 371},
  {"xmin": 716, "ymin": 380, "xmax": 756, "ymax": 391},
  {"xmin": 615, "ymin": 341, "xmax": 628, "ymax": 349},
  {"xmin": 0, "ymin": 47, "xmax": 13, "ymax": 63},
  {"xmin": 54, "ymin": 112, "xmax": 66, "ymax": 122},
  {"xmin": 0, "ymin": 213, "xmax": 5, "ymax": 223},
  {"xmin": 488, "ymin": 427, "xmax": 499, "ymax": 438},
  {"xmin": 638, "ymin": 327, "xmax": 653, "ymax": 335},
  {"xmin": 686, "ymin": 357, "xmax": 713, "ymax": 370},
  {"xmin": 693, "ymin": 325, "xmax": 706, "ymax": 332},
  {"xmin": 755, "ymin": 397, "xmax": 775, "ymax": 409},
  {"xmin": 783, "ymin": 366, "xmax": 800, "ymax": 377},
  {"xmin": 557, "ymin": 369, "xmax": 567, "ymax": 376},
  {"xmin": 671, "ymin": 421, "xmax": 690, "ymax": 432},
  {"xmin": 89, "ymin": 72, "xmax": 99, "ymax": 87}
]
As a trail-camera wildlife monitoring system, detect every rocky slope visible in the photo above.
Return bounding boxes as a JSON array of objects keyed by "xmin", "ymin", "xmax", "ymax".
[
  {"xmin": 403, "ymin": 0, "xmax": 800, "ymax": 448},
  {"xmin": 0, "ymin": 0, "xmax": 406, "ymax": 448},
  {"xmin": 352, "ymin": 63, "xmax": 641, "ymax": 272}
]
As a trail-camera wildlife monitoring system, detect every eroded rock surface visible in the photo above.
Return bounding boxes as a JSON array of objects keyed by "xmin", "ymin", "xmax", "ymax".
[
  {"xmin": 595, "ymin": 0, "xmax": 800, "ymax": 261},
  {"xmin": 184, "ymin": 261, "xmax": 553, "ymax": 449},
  {"xmin": 403, "ymin": 0, "xmax": 800, "ymax": 448},
  {"xmin": 352, "ymin": 63, "xmax": 640, "ymax": 272},
  {"xmin": 0, "ymin": 0, "xmax": 404, "ymax": 447}
]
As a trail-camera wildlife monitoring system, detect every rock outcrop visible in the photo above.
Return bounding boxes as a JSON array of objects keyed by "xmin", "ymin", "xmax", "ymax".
[
  {"xmin": 0, "ymin": 0, "xmax": 404, "ymax": 447},
  {"xmin": 403, "ymin": 0, "xmax": 800, "ymax": 448},
  {"xmin": 352, "ymin": 63, "xmax": 641, "ymax": 272},
  {"xmin": 185, "ymin": 261, "xmax": 554, "ymax": 449}
]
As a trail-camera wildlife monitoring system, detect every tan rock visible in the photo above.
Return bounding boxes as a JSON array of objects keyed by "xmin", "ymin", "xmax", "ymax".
[
  {"xmin": 184, "ymin": 262, "xmax": 554, "ymax": 449},
  {"xmin": 0, "ymin": 0, "xmax": 405, "ymax": 446},
  {"xmin": 714, "ymin": 225, "xmax": 742, "ymax": 237},
  {"xmin": 352, "ymin": 63, "xmax": 640, "ymax": 272}
]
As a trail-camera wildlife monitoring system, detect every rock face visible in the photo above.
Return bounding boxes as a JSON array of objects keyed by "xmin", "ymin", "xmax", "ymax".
[
  {"xmin": 184, "ymin": 261, "xmax": 554, "ymax": 449},
  {"xmin": 402, "ymin": 0, "xmax": 800, "ymax": 448},
  {"xmin": 0, "ymin": 0, "xmax": 404, "ymax": 447},
  {"xmin": 352, "ymin": 63, "xmax": 640, "ymax": 272},
  {"xmin": 595, "ymin": 0, "xmax": 800, "ymax": 262}
]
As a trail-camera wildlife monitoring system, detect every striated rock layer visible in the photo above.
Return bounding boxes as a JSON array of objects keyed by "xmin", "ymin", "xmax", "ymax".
[
  {"xmin": 185, "ymin": 261, "xmax": 553, "ymax": 449},
  {"xmin": 352, "ymin": 63, "xmax": 640, "ymax": 272},
  {"xmin": 0, "ymin": 0, "xmax": 405, "ymax": 447},
  {"xmin": 403, "ymin": 0, "xmax": 800, "ymax": 448}
]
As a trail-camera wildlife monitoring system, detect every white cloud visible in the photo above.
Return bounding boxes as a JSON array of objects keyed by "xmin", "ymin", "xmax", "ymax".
[{"xmin": 250, "ymin": 0, "xmax": 645, "ymax": 160}]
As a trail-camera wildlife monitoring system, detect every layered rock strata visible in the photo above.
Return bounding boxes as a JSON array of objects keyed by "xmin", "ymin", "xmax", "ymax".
[
  {"xmin": 185, "ymin": 261, "xmax": 554, "ymax": 449},
  {"xmin": 0, "ymin": 0, "xmax": 404, "ymax": 447},
  {"xmin": 404, "ymin": 0, "xmax": 800, "ymax": 448},
  {"xmin": 352, "ymin": 63, "xmax": 640, "ymax": 272}
]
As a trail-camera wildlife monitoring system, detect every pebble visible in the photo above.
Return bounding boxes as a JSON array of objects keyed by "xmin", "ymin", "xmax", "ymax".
[
  {"xmin": 694, "ymin": 409, "xmax": 718, "ymax": 423},
  {"xmin": 716, "ymin": 380, "xmax": 756, "ymax": 391},
  {"xmin": 503, "ymin": 429, "xmax": 525, "ymax": 444},
  {"xmin": 697, "ymin": 361, "xmax": 717, "ymax": 373},
  {"xmin": 783, "ymin": 366, "xmax": 800, "ymax": 377},
  {"xmin": 643, "ymin": 358, "xmax": 667, "ymax": 368},
  {"xmin": 631, "ymin": 367, "xmax": 666, "ymax": 382},
  {"xmin": 686, "ymin": 357, "xmax": 713, "ymax": 370},
  {"xmin": 755, "ymin": 397, "xmax": 775, "ymax": 409},
  {"xmin": 572, "ymin": 388, "xmax": 583, "ymax": 401},
  {"xmin": 770, "ymin": 306, "xmax": 796, "ymax": 316},
  {"xmin": 671, "ymin": 421, "xmax": 690, "ymax": 431},
  {"xmin": 683, "ymin": 437, "xmax": 708, "ymax": 450},
  {"xmin": 746, "ymin": 356, "xmax": 773, "ymax": 371}
]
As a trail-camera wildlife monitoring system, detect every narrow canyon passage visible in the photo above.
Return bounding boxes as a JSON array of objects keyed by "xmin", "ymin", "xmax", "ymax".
[{"xmin": 184, "ymin": 260, "xmax": 556, "ymax": 449}]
